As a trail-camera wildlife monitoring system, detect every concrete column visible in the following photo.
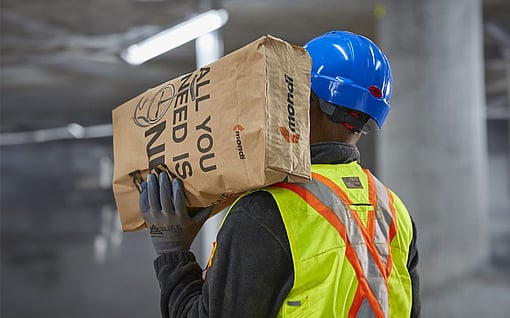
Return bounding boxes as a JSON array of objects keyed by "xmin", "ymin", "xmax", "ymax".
[{"xmin": 376, "ymin": 0, "xmax": 488, "ymax": 290}]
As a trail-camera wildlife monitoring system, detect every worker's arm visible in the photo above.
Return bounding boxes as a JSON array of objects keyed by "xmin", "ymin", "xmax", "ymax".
[
  {"xmin": 408, "ymin": 219, "xmax": 421, "ymax": 318},
  {"xmin": 148, "ymin": 187, "xmax": 293, "ymax": 317}
]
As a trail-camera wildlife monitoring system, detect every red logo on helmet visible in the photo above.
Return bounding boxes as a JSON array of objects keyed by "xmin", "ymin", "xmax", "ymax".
[{"xmin": 369, "ymin": 85, "xmax": 383, "ymax": 98}]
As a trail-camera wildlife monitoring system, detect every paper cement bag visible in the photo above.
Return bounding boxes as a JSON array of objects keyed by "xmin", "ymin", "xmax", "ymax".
[{"xmin": 112, "ymin": 35, "xmax": 312, "ymax": 231}]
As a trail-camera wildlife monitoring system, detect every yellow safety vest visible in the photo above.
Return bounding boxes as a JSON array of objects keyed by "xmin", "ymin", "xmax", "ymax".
[{"xmin": 262, "ymin": 162, "xmax": 414, "ymax": 318}]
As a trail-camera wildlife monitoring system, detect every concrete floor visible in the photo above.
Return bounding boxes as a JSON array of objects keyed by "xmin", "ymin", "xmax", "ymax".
[{"xmin": 422, "ymin": 264, "xmax": 510, "ymax": 318}]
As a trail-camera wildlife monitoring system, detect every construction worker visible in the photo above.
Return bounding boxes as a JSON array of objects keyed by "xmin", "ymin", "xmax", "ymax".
[{"xmin": 140, "ymin": 30, "xmax": 420, "ymax": 317}]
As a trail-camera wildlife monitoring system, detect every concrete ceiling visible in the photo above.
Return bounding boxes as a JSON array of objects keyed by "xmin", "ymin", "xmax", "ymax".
[{"xmin": 1, "ymin": 0, "xmax": 509, "ymax": 137}]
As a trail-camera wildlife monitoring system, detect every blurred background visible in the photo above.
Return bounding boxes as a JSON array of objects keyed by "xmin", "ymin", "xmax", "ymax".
[{"xmin": 1, "ymin": 0, "xmax": 509, "ymax": 317}]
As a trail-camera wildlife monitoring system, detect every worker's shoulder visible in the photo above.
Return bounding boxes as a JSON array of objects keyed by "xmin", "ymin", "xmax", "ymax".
[
  {"xmin": 227, "ymin": 190, "xmax": 283, "ymax": 229},
  {"xmin": 231, "ymin": 190, "xmax": 278, "ymax": 214}
]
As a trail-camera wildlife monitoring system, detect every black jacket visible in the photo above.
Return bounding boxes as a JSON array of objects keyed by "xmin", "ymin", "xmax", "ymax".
[{"xmin": 153, "ymin": 142, "xmax": 420, "ymax": 317}]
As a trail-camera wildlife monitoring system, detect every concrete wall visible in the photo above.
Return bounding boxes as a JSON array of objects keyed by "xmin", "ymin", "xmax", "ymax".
[{"xmin": 0, "ymin": 140, "xmax": 161, "ymax": 317}]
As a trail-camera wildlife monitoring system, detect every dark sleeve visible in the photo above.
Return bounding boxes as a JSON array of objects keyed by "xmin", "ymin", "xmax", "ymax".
[
  {"xmin": 407, "ymin": 218, "xmax": 421, "ymax": 318},
  {"xmin": 153, "ymin": 191, "xmax": 294, "ymax": 318}
]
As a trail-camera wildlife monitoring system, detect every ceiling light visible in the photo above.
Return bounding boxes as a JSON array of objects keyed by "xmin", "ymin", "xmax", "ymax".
[{"xmin": 121, "ymin": 9, "xmax": 228, "ymax": 65}]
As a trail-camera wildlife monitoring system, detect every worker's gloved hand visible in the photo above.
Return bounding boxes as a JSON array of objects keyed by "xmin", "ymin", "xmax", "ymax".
[{"xmin": 139, "ymin": 172, "xmax": 212, "ymax": 254}]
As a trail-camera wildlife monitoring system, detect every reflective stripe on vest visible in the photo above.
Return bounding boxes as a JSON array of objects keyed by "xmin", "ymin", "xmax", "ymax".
[{"xmin": 265, "ymin": 163, "xmax": 413, "ymax": 318}]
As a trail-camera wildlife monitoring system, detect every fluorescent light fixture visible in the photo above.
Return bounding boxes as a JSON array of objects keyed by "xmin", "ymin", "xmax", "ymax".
[
  {"xmin": 121, "ymin": 9, "xmax": 228, "ymax": 65},
  {"xmin": 195, "ymin": 31, "xmax": 223, "ymax": 67}
]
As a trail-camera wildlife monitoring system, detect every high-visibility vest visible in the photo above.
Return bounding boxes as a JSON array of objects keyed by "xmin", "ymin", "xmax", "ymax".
[{"xmin": 262, "ymin": 162, "xmax": 414, "ymax": 317}]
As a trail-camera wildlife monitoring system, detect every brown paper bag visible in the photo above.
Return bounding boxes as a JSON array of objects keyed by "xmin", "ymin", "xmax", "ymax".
[{"xmin": 112, "ymin": 35, "xmax": 312, "ymax": 232}]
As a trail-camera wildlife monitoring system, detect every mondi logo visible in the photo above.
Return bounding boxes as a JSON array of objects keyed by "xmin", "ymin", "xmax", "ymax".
[
  {"xmin": 280, "ymin": 74, "xmax": 300, "ymax": 143},
  {"xmin": 279, "ymin": 126, "xmax": 300, "ymax": 143},
  {"xmin": 285, "ymin": 74, "xmax": 296, "ymax": 133},
  {"xmin": 233, "ymin": 124, "xmax": 246, "ymax": 159},
  {"xmin": 133, "ymin": 84, "xmax": 175, "ymax": 127}
]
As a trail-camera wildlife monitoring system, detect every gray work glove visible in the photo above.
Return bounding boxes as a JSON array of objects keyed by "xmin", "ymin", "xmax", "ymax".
[{"xmin": 139, "ymin": 172, "xmax": 212, "ymax": 254}]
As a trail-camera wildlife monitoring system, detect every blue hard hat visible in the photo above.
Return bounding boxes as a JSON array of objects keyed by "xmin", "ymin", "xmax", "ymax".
[{"xmin": 303, "ymin": 31, "xmax": 392, "ymax": 128}]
